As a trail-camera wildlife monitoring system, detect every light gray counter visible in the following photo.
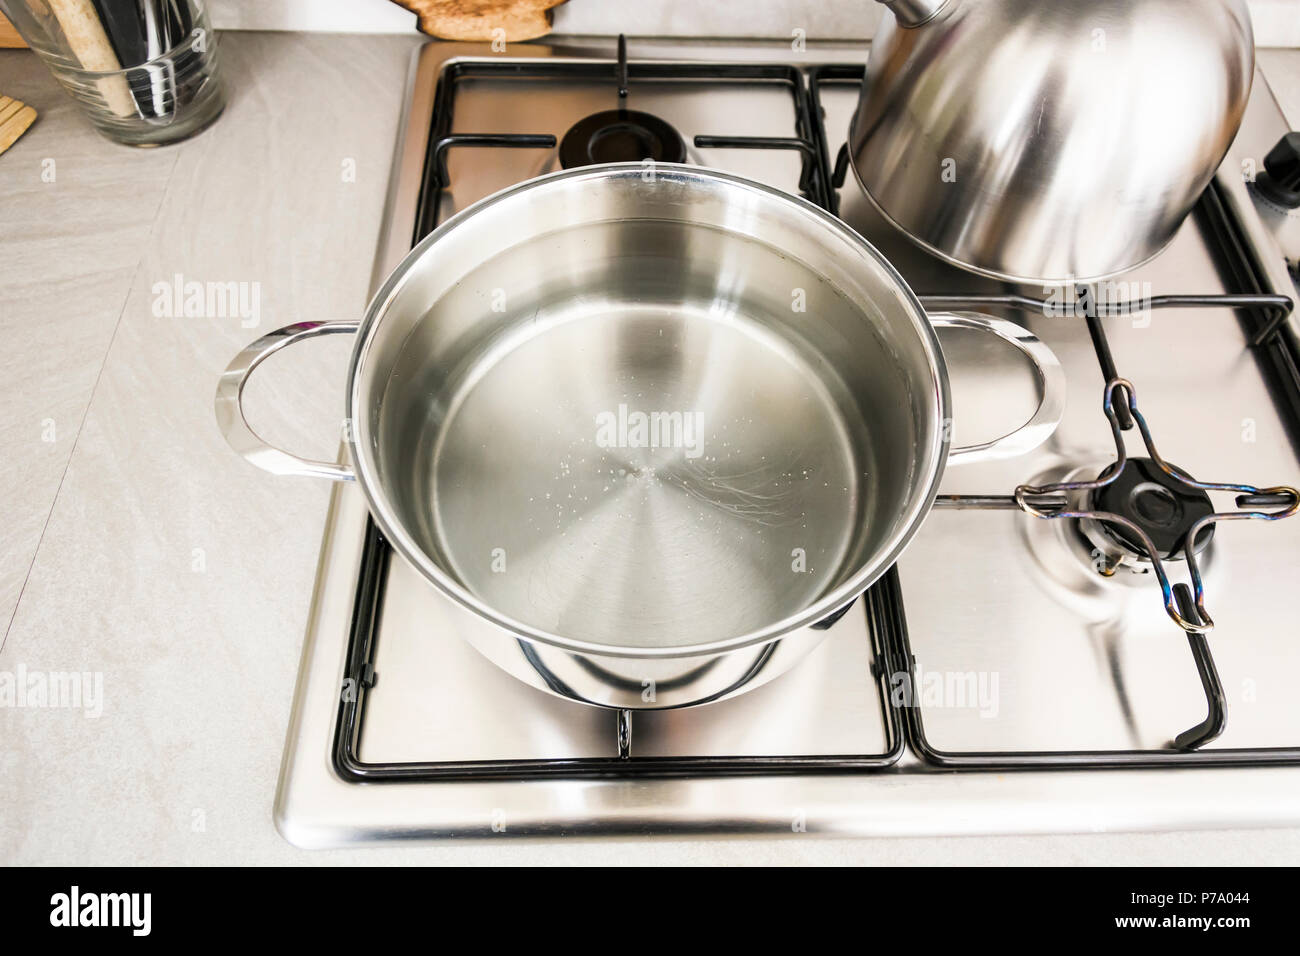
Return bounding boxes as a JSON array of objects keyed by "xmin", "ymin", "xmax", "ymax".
[{"xmin": 1, "ymin": 31, "xmax": 1298, "ymax": 865}]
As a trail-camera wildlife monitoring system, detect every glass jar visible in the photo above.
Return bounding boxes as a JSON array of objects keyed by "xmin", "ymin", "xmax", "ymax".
[{"xmin": 0, "ymin": 0, "xmax": 226, "ymax": 147}]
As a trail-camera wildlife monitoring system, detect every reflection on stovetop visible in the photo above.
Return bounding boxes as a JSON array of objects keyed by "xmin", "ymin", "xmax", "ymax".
[{"xmin": 358, "ymin": 553, "xmax": 892, "ymax": 764}]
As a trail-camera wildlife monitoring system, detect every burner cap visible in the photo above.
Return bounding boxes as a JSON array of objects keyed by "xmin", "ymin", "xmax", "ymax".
[
  {"xmin": 558, "ymin": 109, "xmax": 687, "ymax": 169},
  {"xmin": 1091, "ymin": 457, "xmax": 1215, "ymax": 559}
]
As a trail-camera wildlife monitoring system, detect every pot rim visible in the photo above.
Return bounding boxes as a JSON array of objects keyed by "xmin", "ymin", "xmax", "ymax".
[{"xmin": 346, "ymin": 162, "xmax": 951, "ymax": 660}]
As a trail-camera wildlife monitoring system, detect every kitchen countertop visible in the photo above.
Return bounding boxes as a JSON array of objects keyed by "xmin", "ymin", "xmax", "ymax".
[{"xmin": 2, "ymin": 31, "xmax": 1299, "ymax": 866}]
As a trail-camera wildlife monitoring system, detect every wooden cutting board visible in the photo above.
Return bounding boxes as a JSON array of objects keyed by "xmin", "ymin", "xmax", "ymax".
[
  {"xmin": 0, "ymin": 94, "xmax": 37, "ymax": 156},
  {"xmin": 388, "ymin": 0, "xmax": 567, "ymax": 42}
]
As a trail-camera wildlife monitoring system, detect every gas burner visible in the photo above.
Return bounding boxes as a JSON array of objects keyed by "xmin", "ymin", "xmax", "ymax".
[
  {"xmin": 1079, "ymin": 457, "xmax": 1215, "ymax": 570},
  {"xmin": 558, "ymin": 108, "xmax": 688, "ymax": 168},
  {"xmin": 1015, "ymin": 378, "xmax": 1299, "ymax": 633},
  {"xmin": 555, "ymin": 33, "xmax": 689, "ymax": 171},
  {"xmin": 1012, "ymin": 461, "xmax": 1222, "ymax": 608},
  {"xmin": 1007, "ymin": 379, "xmax": 1297, "ymax": 753}
]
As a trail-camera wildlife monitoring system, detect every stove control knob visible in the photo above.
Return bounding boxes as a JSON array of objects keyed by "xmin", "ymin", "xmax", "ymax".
[{"xmin": 1256, "ymin": 132, "xmax": 1300, "ymax": 209}]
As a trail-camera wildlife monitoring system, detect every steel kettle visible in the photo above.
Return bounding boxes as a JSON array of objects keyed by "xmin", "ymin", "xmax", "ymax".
[{"xmin": 850, "ymin": 0, "xmax": 1255, "ymax": 284}]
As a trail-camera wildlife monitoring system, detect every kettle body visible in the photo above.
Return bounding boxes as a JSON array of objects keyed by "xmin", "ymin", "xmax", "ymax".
[{"xmin": 850, "ymin": 0, "xmax": 1255, "ymax": 284}]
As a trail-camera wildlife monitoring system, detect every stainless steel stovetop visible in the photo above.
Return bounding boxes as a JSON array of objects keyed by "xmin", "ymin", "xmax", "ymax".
[{"xmin": 275, "ymin": 38, "xmax": 1300, "ymax": 847}]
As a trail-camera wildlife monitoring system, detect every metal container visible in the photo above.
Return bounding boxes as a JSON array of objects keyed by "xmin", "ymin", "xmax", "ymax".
[
  {"xmin": 853, "ymin": 0, "xmax": 1255, "ymax": 283},
  {"xmin": 215, "ymin": 164, "xmax": 1062, "ymax": 709}
]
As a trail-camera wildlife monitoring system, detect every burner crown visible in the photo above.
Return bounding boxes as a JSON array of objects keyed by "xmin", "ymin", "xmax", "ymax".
[{"xmin": 1091, "ymin": 457, "xmax": 1216, "ymax": 559}]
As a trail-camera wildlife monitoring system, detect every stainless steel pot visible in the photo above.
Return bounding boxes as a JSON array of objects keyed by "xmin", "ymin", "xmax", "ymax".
[
  {"xmin": 215, "ymin": 164, "xmax": 1064, "ymax": 709},
  {"xmin": 854, "ymin": 0, "xmax": 1255, "ymax": 283}
]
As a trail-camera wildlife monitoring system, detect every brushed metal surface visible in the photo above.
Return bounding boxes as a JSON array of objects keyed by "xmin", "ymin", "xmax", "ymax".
[
  {"xmin": 276, "ymin": 38, "xmax": 1300, "ymax": 846},
  {"xmin": 851, "ymin": 0, "xmax": 1255, "ymax": 283},
  {"xmin": 360, "ymin": 549, "xmax": 889, "ymax": 763}
]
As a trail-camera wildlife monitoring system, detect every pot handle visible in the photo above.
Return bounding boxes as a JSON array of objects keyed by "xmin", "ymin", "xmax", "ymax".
[
  {"xmin": 930, "ymin": 312, "xmax": 1065, "ymax": 464},
  {"xmin": 214, "ymin": 320, "xmax": 360, "ymax": 481}
]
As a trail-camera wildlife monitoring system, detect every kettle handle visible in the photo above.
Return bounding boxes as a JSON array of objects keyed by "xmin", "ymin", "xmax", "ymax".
[
  {"xmin": 875, "ymin": 0, "xmax": 952, "ymax": 28},
  {"xmin": 929, "ymin": 312, "xmax": 1066, "ymax": 465}
]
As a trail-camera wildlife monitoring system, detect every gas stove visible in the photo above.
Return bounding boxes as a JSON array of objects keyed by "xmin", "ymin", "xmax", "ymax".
[{"xmin": 275, "ymin": 37, "xmax": 1300, "ymax": 846}]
